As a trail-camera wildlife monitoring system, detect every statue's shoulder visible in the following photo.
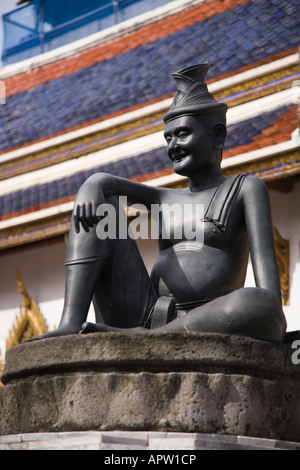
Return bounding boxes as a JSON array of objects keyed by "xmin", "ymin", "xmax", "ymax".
[
  {"xmin": 239, "ymin": 174, "xmax": 269, "ymax": 201},
  {"xmin": 240, "ymin": 174, "xmax": 266, "ymax": 188}
]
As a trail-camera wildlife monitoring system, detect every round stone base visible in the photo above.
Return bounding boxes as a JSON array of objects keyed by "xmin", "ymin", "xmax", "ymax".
[{"xmin": 1, "ymin": 332, "xmax": 300, "ymax": 441}]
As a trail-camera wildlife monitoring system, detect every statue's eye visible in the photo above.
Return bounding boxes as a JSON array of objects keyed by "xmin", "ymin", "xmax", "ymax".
[{"xmin": 178, "ymin": 130, "xmax": 189, "ymax": 139}]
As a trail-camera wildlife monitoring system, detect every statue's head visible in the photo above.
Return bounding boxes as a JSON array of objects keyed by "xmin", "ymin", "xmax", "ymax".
[
  {"xmin": 163, "ymin": 64, "xmax": 228, "ymax": 176},
  {"xmin": 163, "ymin": 63, "xmax": 227, "ymax": 127}
]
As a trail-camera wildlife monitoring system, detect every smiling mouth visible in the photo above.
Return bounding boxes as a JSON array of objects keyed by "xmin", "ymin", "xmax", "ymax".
[{"xmin": 171, "ymin": 153, "xmax": 188, "ymax": 163}]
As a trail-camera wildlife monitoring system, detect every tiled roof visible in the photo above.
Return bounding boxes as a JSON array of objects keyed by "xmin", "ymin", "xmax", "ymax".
[
  {"xmin": 0, "ymin": 102, "xmax": 297, "ymax": 221},
  {"xmin": 0, "ymin": 0, "xmax": 299, "ymax": 152},
  {"xmin": 224, "ymin": 103, "xmax": 297, "ymax": 156},
  {"xmin": 4, "ymin": 0, "xmax": 293, "ymax": 98},
  {"xmin": 0, "ymin": 0, "xmax": 299, "ymax": 249}
]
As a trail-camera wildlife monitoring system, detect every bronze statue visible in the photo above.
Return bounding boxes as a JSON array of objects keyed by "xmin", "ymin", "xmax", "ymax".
[{"xmin": 33, "ymin": 64, "xmax": 286, "ymax": 342}]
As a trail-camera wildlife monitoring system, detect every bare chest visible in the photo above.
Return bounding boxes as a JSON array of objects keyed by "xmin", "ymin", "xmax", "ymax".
[{"xmin": 155, "ymin": 188, "xmax": 245, "ymax": 248}]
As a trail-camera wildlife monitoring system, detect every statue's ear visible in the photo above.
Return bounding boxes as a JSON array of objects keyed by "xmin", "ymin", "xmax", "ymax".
[{"xmin": 212, "ymin": 123, "xmax": 227, "ymax": 150}]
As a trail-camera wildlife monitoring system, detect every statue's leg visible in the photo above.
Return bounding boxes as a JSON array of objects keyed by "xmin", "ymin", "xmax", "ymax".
[
  {"xmin": 92, "ymin": 234, "xmax": 158, "ymax": 328},
  {"xmin": 29, "ymin": 217, "xmax": 109, "ymax": 339},
  {"xmin": 91, "ymin": 194, "xmax": 158, "ymax": 328},
  {"xmin": 84, "ymin": 287, "xmax": 286, "ymax": 342},
  {"xmin": 31, "ymin": 194, "xmax": 157, "ymax": 340},
  {"xmin": 160, "ymin": 287, "xmax": 286, "ymax": 342}
]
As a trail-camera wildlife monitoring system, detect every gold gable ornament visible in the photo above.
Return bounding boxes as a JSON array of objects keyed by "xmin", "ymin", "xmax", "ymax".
[
  {"xmin": 5, "ymin": 269, "xmax": 49, "ymax": 350},
  {"xmin": 1, "ymin": 270, "xmax": 49, "ymax": 387}
]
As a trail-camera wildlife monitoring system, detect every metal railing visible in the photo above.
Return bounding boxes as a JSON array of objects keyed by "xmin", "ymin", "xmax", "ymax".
[{"xmin": 2, "ymin": 0, "xmax": 171, "ymax": 65}]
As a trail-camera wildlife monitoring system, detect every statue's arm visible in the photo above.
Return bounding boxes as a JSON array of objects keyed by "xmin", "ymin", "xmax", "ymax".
[
  {"xmin": 242, "ymin": 176, "xmax": 282, "ymax": 306},
  {"xmin": 73, "ymin": 172, "xmax": 160, "ymax": 232}
]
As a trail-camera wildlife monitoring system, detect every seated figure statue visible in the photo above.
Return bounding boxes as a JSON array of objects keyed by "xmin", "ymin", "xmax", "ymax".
[{"xmin": 34, "ymin": 64, "xmax": 286, "ymax": 342}]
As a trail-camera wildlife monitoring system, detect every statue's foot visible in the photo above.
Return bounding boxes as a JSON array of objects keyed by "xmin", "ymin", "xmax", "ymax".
[
  {"xmin": 25, "ymin": 325, "xmax": 82, "ymax": 342},
  {"xmin": 80, "ymin": 322, "xmax": 148, "ymax": 334},
  {"xmin": 80, "ymin": 322, "xmax": 113, "ymax": 333}
]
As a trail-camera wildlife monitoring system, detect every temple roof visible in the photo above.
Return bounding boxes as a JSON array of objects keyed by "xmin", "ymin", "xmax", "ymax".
[{"xmin": 0, "ymin": 0, "xmax": 299, "ymax": 250}]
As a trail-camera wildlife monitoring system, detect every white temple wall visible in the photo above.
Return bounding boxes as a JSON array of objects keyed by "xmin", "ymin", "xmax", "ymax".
[{"xmin": 269, "ymin": 180, "xmax": 300, "ymax": 332}]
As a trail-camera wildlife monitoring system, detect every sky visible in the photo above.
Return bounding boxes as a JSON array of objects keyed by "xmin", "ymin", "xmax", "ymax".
[{"xmin": 0, "ymin": 0, "xmax": 19, "ymax": 64}]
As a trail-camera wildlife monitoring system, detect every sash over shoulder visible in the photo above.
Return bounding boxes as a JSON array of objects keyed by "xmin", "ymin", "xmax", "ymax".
[{"xmin": 202, "ymin": 174, "xmax": 247, "ymax": 231}]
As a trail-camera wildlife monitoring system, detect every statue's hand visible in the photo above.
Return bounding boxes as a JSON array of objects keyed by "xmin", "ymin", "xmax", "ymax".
[
  {"xmin": 74, "ymin": 201, "xmax": 100, "ymax": 233},
  {"xmin": 73, "ymin": 179, "xmax": 105, "ymax": 233}
]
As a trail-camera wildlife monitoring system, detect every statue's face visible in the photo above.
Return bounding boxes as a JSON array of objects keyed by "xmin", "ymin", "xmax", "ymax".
[{"xmin": 164, "ymin": 115, "xmax": 215, "ymax": 177}]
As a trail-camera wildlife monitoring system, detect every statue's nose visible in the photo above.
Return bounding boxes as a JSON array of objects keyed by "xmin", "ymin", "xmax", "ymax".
[{"xmin": 168, "ymin": 138, "xmax": 179, "ymax": 152}]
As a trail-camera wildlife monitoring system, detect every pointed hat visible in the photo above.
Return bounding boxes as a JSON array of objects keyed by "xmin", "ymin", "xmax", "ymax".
[{"xmin": 163, "ymin": 63, "xmax": 227, "ymax": 122}]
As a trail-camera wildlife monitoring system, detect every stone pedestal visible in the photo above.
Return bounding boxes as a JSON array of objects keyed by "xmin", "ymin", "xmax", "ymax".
[{"xmin": 1, "ymin": 332, "xmax": 300, "ymax": 442}]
